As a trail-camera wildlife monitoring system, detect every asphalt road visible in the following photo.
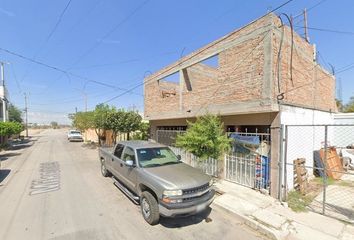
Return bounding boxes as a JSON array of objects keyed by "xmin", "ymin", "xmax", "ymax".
[{"xmin": 0, "ymin": 129, "xmax": 266, "ymax": 240}]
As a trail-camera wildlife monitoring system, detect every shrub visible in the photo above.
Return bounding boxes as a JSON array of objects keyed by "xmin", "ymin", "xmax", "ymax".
[{"xmin": 176, "ymin": 114, "xmax": 231, "ymax": 160}]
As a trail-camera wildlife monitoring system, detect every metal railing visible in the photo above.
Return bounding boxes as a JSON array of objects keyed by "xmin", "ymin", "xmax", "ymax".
[
  {"xmin": 156, "ymin": 130, "xmax": 185, "ymax": 146},
  {"xmin": 224, "ymin": 132, "xmax": 271, "ymax": 191},
  {"xmin": 169, "ymin": 146, "xmax": 218, "ymax": 177}
]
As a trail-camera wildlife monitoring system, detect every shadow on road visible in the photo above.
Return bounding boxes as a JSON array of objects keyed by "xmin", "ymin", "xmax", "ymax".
[
  {"xmin": 0, "ymin": 169, "xmax": 11, "ymax": 183},
  {"xmin": 0, "ymin": 152, "xmax": 21, "ymax": 162},
  {"xmin": 159, "ymin": 207, "xmax": 212, "ymax": 228},
  {"xmin": 8, "ymin": 138, "xmax": 36, "ymax": 151}
]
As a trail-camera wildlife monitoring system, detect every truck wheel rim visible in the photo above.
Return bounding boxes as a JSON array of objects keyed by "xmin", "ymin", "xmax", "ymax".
[{"xmin": 142, "ymin": 198, "xmax": 150, "ymax": 218}]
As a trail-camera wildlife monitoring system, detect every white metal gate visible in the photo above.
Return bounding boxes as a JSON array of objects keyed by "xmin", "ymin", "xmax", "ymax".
[{"xmin": 225, "ymin": 132, "xmax": 271, "ymax": 190}]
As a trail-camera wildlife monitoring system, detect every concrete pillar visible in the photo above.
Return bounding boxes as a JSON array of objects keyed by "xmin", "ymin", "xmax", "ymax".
[
  {"xmin": 270, "ymin": 112, "xmax": 281, "ymax": 198},
  {"xmin": 179, "ymin": 70, "xmax": 184, "ymax": 111},
  {"xmin": 2, "ymin": 99, "xmax": 6, "ymax": 122}
]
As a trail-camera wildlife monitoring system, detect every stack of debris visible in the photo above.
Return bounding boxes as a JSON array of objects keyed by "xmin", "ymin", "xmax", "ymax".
[
  {"xmin": 316, "ymin": 147, "xmax": 344, "ymax": 180},
  {"xmin": 293, "ymin": 158, "xmax": 308, "ymax": 194}
]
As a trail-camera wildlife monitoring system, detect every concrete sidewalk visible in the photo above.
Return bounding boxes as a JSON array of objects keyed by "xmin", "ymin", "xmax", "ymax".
[{"xmin": 213, "ymin": 180, "xmax": 354, "ymax": 240}]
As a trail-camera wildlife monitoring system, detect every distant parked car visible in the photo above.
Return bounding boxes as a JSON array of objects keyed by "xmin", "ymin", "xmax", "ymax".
[{"xmin": 67, "ymin": 130, "xmax": 83, "ymax": 142}]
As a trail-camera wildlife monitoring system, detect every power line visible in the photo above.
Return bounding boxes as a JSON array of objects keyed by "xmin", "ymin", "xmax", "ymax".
[
  {"xmin": 38, "ymin": 0, "xmax": 150, "ymax": 97},
  {"xmin": 42, "ymin": 0, "xmax": 73, "ymax": 50},
  {"xmin": 0, "ymin": 46, "xmax": 142, "ymax": 95},
  {"xmin": 64, "ymin": 0, "xmax": 102, "ymax": 37},
  {"xmin": 294, "ymin": 26, "xmax": 354, "ymax": 35},
  {"xmin": 293, "ymin": 0, "xmax": 328, "ymax": 19},
  {"xmin": 317, "ymin": 51, "xmax": 331, "ymax": 71},
  {"xmin": 70, "ymin": 0, "xmax": 150, "ymax": 67},
  {"xmin": 281, "ymin": 60, "xmax": 354, "ymax": 97},
  {"xmin": 21, "ymin": 0, "xmax": 73, "ymax": 82},
  {"xmin": 10, "ymin": 64, "xmax": 22, "ymax": 94}
]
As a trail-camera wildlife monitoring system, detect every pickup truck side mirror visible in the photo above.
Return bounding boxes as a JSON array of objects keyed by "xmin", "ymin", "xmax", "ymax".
[
  {"xmin": 176, "ymin": 155, "xmax": 182, "ymax": 161},
  {"xmin": 125, "ymin": 160, "xmax": 135, "ymax": 167}
]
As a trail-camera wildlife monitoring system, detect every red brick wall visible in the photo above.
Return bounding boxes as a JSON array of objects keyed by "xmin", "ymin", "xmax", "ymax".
[
  {"xmin": 272, "ymin": 18, "xmax": 337, "ymax": 112},
  {"xmin": 144, "ymin": 13, "xmax": 337, "ymax": 118},
  {"xmin": 144, "ymin": 15, "xmax": 271, "ymax": 117}
]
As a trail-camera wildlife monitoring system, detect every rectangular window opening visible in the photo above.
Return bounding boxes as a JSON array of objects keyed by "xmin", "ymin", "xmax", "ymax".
[
  {"xmin": 161, "ymin": 71, "xmax": 180, "ymax": 83},
  {"xmin": 200, "ymin": 54, "xmax": 219, "ymax": 68}
]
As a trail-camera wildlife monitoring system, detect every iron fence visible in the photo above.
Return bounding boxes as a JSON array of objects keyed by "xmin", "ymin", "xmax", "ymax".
[
  {"xmin": 283, "ymin": 124, "xmax": 354, "ymax": 224},
  {"xmin": 169, "ymin": 146, "xmax": 218, "ymax": 177},
  {"xmin": 156, "ymin": 130, "xmax": 185, "ymax": 146},
  {"xmin": 224, "ymin": 132, "xmax": 271, "ymax": 191}
]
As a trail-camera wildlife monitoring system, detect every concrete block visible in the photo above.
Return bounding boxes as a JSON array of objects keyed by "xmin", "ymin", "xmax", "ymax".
[
  {"xmin": 213, "ymin": 194, "xmax": 258, "ymax": 216},
  {"xmin": 341, "ymin": 225, "xmax": 354, "ymax": 240},
  {"xmin": 268, "ymin": 204, "xmax": 345, "ymax": 237},
  {"xmin": 252, "ymin": 209, "xmax": 287, "ymax": 230},
  {"xmin": 289, "ymin": 222, "xmax": 339, "ymax": 240},
  {"xmin": 245, "ymin": 217, "xmax": 281, "ymax": 240}
]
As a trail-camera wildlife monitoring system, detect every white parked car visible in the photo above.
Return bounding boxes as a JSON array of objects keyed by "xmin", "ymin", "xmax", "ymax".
[{"xmin": 67, "ymin": 130, "xmax": 83, "ymax": 142}]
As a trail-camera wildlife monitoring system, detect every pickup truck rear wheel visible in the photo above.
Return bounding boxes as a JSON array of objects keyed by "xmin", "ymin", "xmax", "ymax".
[
  {"xmin": 141, "ymin": 191, "xmax": 160, "ymax": 225},
  {"xmin": 100, "ymin": 159, "xmax": 111, "ymax": 177}
]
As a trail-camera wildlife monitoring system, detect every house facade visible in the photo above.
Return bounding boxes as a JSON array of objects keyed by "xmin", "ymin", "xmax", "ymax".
[{"xmin": 144, "ymin": 13, "xmax": 336, "ymax": 197}]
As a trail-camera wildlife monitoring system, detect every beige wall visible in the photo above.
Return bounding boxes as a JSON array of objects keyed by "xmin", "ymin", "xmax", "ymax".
[{"xmin": 84, "ymin": 128, "xmax": 131, "ymax": 146}]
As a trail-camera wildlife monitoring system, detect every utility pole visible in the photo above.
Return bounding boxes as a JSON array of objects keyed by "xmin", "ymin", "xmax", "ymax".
[
  {"xmin": 84, "ymin": 93, "xmax": 87, "ymax": 112},
  {"xmin": 0, "ymin": 62, "xmax": 5, "ymax": 86},
  {"xmin": 0, "ymin": 61, "xmax": 11, "ymax": 122},
  {"xmin": 0, "ymin": 62, "xmax": 5, "ymax": 122},
  {"xmin": 303, "ymin": 8, "xmax": 309, "ymax": 42},
  {"xmin": 75, "ymin": 88, "xmax": 87, "ymax": 112},
  {"xmin": 24, "ymin": 93, "xmax": 28, "ymax": 137}
]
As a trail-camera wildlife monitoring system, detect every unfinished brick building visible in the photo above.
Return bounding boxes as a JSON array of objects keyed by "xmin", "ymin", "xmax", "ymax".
[{"xmin": 144, "ymin": 13, "xmax": 336, "ymax": 197}]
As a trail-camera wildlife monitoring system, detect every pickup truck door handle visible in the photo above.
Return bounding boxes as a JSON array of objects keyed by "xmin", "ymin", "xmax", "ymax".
[
  {"xmin": 111, "ymin": 158, "xmax": 114, "ymax": 161},
  {"xmin": 120, "ymin": 163, "xmax": 123, "ymax": 167}
]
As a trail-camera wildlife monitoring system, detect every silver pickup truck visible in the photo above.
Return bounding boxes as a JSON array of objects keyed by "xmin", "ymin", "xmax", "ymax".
[{"xmin": 99, "ymin": 141, "xmax": 215, "ymax": 225}]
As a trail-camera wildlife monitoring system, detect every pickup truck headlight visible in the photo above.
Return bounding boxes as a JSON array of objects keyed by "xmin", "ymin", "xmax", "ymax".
[{"xmin": 163, "ymin": 189, "xmax": 183, "ymax": 196}]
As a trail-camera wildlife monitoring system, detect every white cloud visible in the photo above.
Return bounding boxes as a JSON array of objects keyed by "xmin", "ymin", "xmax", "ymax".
[
  {"xmin": 28, "ymin": 111, "xmax": 70, "ymax": 125},
  {"xmin": 0, "ymin": 8, "xmax": 15, "ymax": 17}
]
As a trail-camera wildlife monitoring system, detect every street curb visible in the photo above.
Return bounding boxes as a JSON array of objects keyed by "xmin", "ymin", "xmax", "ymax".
[{"xmin": 213, "ymin": 200, "xmax": 281, "ymax": 240}]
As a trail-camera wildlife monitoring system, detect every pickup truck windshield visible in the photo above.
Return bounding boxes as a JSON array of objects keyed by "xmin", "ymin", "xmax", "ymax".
[{"xmin": 136, "ymin": 147, "xmax": 180, "ymax": 168}]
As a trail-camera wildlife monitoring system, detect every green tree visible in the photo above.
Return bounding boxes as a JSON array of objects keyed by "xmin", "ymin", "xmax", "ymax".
[
  {"xmin": 138, "ymin": 121, "xmax": 149, "ymax": 140},
  {"xmin": 344, "ymin": 96, "xmax": 354, "ymax": 113},
  {"xmin": 0, "ymin": 121, "xmax": 24, "ymax": 136},
  {"xmin": 336, "ymin": 99, "xmax": 344, "ymax": 112},
  {"xmin": 73, "ymin": 111, "xmax": 95, "ymax": 132},
  {"xmin": 50, "ymin": 121, "xmax": 58, "ymax": 129},
  {"xmin": 8, "ymin": 104, "xmax": 23, "ymax": 123},
  {"xmin": 106, "ymin": 109, "xmax": 125, "ymax": 144},
  {"xmin": 121, "ymin": 111, "xmax": 142, "ymax": 140},
  {"xmin": 176, "ymin": 114, "xmax": 231, "ymax": 160},
  {"xmin": 94, "ymin": 104, "xmax": 115, "ymax": 145}
]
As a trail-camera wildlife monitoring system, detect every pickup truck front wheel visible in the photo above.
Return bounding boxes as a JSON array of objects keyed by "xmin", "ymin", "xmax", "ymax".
[
  {"xmin": 141, "ymin": 191, "xmax": 160, "ymax": 225},
  {"xmin": 100, "ymin": 159, "xmax": 111, "ymax": 177}
]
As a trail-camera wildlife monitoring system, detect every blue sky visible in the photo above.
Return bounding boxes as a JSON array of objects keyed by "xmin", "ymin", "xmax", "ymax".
[{"xmin": 0, "ymin": 0, "xmax": 353, "ymax": 124}]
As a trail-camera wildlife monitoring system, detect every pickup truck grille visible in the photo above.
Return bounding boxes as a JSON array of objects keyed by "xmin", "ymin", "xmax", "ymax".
[
  {"xmin": 182, "ymin": 183, "xmax": 209, "ymax": 195},
  {"xmin": 183, "ymin": 191, "xmax": 209, "ymax": 202}
]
